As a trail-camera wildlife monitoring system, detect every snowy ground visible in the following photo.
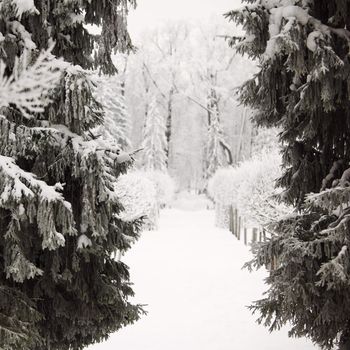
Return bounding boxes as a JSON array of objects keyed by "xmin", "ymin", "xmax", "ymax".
[{"xmin": 88, "ymin": 208, "xmax": 318, "ymax": 350}]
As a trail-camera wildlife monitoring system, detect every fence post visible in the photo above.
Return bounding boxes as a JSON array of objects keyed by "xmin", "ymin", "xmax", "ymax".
[
  {"xmin": 238, "ymin": 216, "xmax": 241, "ymax": 240},
  {"xmin": 234, "ymin": 209, "xmax": 238, "ymax": 238},
  {"xmin": 230, "ymin": 206, "xmax": 236, "ymax": 235}
]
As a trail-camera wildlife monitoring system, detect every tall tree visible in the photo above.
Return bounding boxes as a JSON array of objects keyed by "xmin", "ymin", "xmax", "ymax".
[
  {"xmin": 147, "ymin": 23, "xmax": 189, "ymax": 160},
  {"xmin": 0, "ymin": 1, "xmax": 143, "ymax": 349},
  {"xmin": 205, "ymin": 96, "xmax": 229, "ymax": 179},
  {"xmin": 191, "ymin": 24, "xmax": 236, "ymax": 168},
  {"xmin": 227, "ymin": 1, "xmax": 350, "ymax": 349},
  {"xmin": 95, "ymin": 74, "xmax": 131, "ymax": 149},
  {"xmin": 142, "ymin": 99, "xmax": 167, "ymax": 171}
]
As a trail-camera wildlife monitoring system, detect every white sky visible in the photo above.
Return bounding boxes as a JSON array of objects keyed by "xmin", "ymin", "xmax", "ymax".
[{"xmin": 128, "ymin": 0, "xmax": 243, "ymax": 35}]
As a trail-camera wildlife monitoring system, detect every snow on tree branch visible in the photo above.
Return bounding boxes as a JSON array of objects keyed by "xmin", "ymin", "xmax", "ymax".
[
  {"xmin": 0, "ymin": 0, "xmax": 39, "ymax": 19},
  {"xmin": 0, "ymin": 45, "xmax": 65, "ymax": 118},
  {"xmin": 12, "ymin": 0, "xmax": 39, "ymax": 18},
  {"xmin": 0, "ymin": 155, "xmax": 76, "ymax": 250},
  {"xmin": 228, "ymin": 1, "xmax": 350, "ymax": 63}
]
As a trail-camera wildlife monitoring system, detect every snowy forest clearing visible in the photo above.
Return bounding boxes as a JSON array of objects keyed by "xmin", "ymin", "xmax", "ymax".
[{"xmin": 88, "ymin": 208, "xmax": 317, "ymax": 350}]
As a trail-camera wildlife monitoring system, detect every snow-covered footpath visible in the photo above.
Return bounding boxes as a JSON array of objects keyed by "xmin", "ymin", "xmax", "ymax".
[{"xmin": 89, "ymin": 209, "xmax": 317, "ymax": 350}]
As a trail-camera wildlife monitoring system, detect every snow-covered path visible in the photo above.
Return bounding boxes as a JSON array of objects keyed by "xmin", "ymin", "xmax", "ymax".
[{"xmin": 89, "ymin": 209, "xmax": 317, "ymax": 350}]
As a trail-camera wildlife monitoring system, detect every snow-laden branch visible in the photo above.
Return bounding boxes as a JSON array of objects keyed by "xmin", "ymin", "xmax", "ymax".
[
  {"xmin": 0, "ymin": 0, "xmax": 39, "ymax": 19},
  {"xmin": 0, "ymin": 156, "xmax": 68, "ymax": 204},
  {"xmin": 0, "ymin": 155, "xmax": 76, "ymax": 250},
  {"xmin": 263, "ymin": 4, "xmax": 350, "ymax": 60},
  {"xmin": 0, "ymin": 44, "xmax": 66, "ymax": 117},
  {"xmin": 9, "ymin": 0, "xmax": 39, "ymax": 18}
]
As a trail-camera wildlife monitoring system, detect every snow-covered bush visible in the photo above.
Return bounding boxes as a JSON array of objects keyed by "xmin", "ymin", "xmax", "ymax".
[
  {"xmin": 144, "ymin": 170, "xmax": 176, "ymax": 207},
  {"xmin": 208, "ymin": 151, "xmax": 292, "ymax": 229},
  {"xmin": 208, "ymin": 167, "xmax": 246, "ymax": 207},
  {"xmin": 208, "ymin": 165, "xmax": 250, "ymax": 228},
  {"xmin": 115, "ymin": 171, "xmax": 159, "ymax": 230},
  {"xmin": 115, "ymin": 170, "xmax": 176, "ymax": 231},
  {"xmin": 236, "ymin": 151, "xmax": 292, "ymax": 227},
  {"xmin": 208, "ymin": 168, "xmax": 234, "ymax": 228}
]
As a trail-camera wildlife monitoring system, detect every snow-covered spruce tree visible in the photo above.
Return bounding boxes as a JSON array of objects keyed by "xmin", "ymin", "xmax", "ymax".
[
  {"xmin": 94, "ymin": 74, "xmax": 131, "ymax": 149},
  {"xmin": 227, "ymin": 1, "xmax": 350, "ymax": 349},
  {"xmin": 206, "ymin": 103, "xmax": 228, "ymax": 179},
  {"xmin": 142, "ymin": 99, "xmax": 167, "ymax": 171},
  {"xmin": 0, "ymin": 1, "xmax": 143, "ymax": 350}
]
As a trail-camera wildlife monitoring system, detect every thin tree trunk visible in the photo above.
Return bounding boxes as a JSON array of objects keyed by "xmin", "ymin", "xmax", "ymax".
[
  {"xmin": 219, "ymin": 140, "xmax": 233, "ymax": 165},
  {"xmin": 165, "ymin": 87, "xmax": 174, "ymax": 161},
  {"xmin": 236, "ymin": 108, "xmax": 248, "ymax": 163},
  {"xmin": 207, "ymin": 87, "xmax": 233, "ymax": 165},
  {"xmin": 120, "ymin": 56, "xmax": 128, "ymax": 97}
]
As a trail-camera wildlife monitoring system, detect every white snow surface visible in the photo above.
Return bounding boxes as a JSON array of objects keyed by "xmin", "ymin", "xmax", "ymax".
[{"xmin": 88, "ymin": 208, "xmax": 318, "ymax": 350}]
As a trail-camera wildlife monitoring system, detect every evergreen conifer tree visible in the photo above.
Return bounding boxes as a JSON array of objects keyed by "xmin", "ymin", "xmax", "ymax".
[
  {"xmin": 206, "ymin": 104, "xmax": 228, "ymax": 179},
  {"xmin": 227, "ymin": 1, "xmax": 350, "ymax": 349},
  {"xmin": 142, "ymin": 99, "xmax": 167, "ymax": 171},
  {"xmin": 95, "ymin": 74, "xmax": 131, "ymax": 149},
  {"xmin": 0, "ymin": 1, "xmax": 142, "ymax": 349}
]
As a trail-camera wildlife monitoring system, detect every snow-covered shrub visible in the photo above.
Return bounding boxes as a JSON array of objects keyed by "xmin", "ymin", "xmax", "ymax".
[
  {"xmin": 115, "ymin": 171, "xmax": 159, "ymax": 229},
  {"xmin": 144, "ymin": 170, "xmax": 176, "ymax": 207},
  {"xmin": 208, "ymin": 168, "xmax": 235, "ymax": 228},
  {"xmin": 235, "ymin": 151, "xmax": 292, "ymax": 227},
  {"xmin": 115, "ymin": 170, "xmax": 176, "ymax": 231},
  {"xmin": 208, "ymin": 165, "xmax": 251, "ymax": 228},
  {"xmin": 208, "ymin": 167, "xmax": 246, "ymax": 207},
  {"xmin": 208, "ymin": 151, "xmax": 292, "ymax": 229}
]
